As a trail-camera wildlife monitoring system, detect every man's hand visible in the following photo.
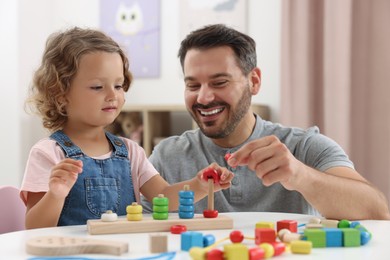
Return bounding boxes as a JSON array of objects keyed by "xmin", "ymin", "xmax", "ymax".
[{"xmin": 227, "ymin": 135, "xmax": 304, "ymax": 190}]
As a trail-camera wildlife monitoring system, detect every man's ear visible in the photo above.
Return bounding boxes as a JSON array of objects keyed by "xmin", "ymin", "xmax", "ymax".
[{"xmin": 249, "ymin": 67, "xmax": 261, "ymax": 95}]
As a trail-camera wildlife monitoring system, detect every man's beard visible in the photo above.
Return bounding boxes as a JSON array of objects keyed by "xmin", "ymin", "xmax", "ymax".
[{"xmin": 192, "ymin": 85, "xmax": 252, "ymax": 139}]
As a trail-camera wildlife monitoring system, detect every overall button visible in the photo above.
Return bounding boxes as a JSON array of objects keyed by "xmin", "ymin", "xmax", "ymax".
[
  {"xmin": 114, "ymin": 140, "xmax": 123, "ymax": 146},
  {"xmin": 64, "ymin": 141, "xmax": 73, "ymax": 147}
]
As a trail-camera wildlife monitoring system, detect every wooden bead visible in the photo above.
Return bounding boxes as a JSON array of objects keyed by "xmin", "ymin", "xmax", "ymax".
[
  {"xmin": 101, "ymin": 210, "xmax": 118, "ymax": 222},
  {"xmin": 202, "ymin": 168, "xmax": 220, "ymax": 183},
  {"xmin": 170, "ymin": 225, "xmax": 187, "ymax": 234},
  {"xmin": 229, "ymin": 230, "xmax": 244, "ymax": 243},
  {"xmin": 126, "ymin": 202, "xmax": 142, "ymax": 214},
  {"xmin": 277, "ymin": 228, "xmax": 291, "ymax": 240},
  {"xmin": 203, "ymin": 209, "xmax": 218, "ymax": 218}
]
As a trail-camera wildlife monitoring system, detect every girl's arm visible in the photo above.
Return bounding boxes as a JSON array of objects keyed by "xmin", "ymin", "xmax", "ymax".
[
  {"xmin": 140, "ymin": 163, "xmax": 234, "ymax": 211},
  {"xmin": 25, "ymin": 159, "xmax": 83, "ymax": 229}
]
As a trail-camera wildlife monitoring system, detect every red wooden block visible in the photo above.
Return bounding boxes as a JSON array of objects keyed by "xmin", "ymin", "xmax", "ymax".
[
  {"xmin": 277, "ymin": 220, "xmax": 298, "ymax": 233},
  {"xmin": 270, "ymin": 241, "xmax": 286, "ymax": 256},
  {"xmin": 255, "ymin": 228, "xmax": 276, "ymax": 245},
  {"xmin": 249, "ymin": 247, "xmax": 265, "ymax": 260},
  {"xmin": 224, "ymin": 153, "xmax": 232, "ymax": 161},
  {"xmin": 207, "ymin": 248, "xmax": 224, "ymax": 260}
]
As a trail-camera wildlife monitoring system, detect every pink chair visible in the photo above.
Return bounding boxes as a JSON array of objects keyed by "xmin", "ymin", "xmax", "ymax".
[{"xmin": 0, "ymin": 186, "xmax": 26, "ymax": 233}]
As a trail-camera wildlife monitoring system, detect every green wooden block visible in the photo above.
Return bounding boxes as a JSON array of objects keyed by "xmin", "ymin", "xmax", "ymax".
[
  {"xmin": 303, "ymin": 229, "xmax": 326, "ymax": 248},
  {"xmin": 341, "ymin": 228, "xmax": 361, "ymax": 247}
]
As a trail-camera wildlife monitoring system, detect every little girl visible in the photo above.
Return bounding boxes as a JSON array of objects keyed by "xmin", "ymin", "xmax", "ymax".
[{"xmin": 21, "ymin": 27, "xmax": 234, "ymax": 228}]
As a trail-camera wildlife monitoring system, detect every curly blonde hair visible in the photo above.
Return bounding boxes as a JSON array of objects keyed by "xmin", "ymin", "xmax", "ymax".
[{"xmin": 27, "ymin": 27, "xmax": 133, "ymax": 132}]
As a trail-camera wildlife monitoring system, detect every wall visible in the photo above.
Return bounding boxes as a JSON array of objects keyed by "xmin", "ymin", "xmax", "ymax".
[{"xmin": 0, "ymin": 0, "xmax": 281, "ymax": 186}]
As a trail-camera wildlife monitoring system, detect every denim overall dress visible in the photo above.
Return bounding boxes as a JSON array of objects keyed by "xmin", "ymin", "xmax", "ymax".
[{"xmin": 50, "ymin": 130, "xmax": 136, "ymax": 226}]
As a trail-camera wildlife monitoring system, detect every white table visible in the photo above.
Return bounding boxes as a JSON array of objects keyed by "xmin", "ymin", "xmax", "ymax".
[{"xmin": 0, "ymin": 212, "xmax": 389, "ymax": 259}]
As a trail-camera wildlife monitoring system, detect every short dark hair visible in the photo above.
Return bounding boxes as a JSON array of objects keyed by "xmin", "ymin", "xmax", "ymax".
[{"xmin": 178, "ymin": 24, "xmax": 257, "ymax": 75}]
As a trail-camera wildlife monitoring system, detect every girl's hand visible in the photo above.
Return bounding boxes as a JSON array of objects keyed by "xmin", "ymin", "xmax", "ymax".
[
  {"xmin": 197, "ymin": 162, "xmax": 234, "ymax": 192},
  {"xmin": 47, "ymin": 158, "xmax": 83, "ymax": 199}
]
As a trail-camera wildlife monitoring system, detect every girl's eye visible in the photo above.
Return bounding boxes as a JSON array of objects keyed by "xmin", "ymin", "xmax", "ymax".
[
  {"xmin": 115, "ymin": 85, "xmax": 124, "ymax": 90},
  {"xmin": 90, "ymin": 86, "xmax": 103, "ymax": 90}
]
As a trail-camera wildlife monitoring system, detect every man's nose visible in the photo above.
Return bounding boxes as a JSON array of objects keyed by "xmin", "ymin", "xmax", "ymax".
[{"xmin": 196, "ymin": 84, "xmax": 215, "ymax": 104}]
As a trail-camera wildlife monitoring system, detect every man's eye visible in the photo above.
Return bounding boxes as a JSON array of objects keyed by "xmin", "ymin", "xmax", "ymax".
[
  {"xmin": 212, "ymin": 81, "xmax": 228, "ymax": 87},
  {"xmin": 186, "ymin": 84, "xmax": 200, "ymax": 90}
]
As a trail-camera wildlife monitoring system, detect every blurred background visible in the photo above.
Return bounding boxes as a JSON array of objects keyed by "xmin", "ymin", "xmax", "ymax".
[{"xmin": 1, "ymin": 0, "xmax": 389, "ymax": 207}]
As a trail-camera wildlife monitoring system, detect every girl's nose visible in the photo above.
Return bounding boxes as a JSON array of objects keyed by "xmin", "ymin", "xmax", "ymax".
[{"xmin": 105, "ymin": 87, "xmax": 117, "ymax": 101}]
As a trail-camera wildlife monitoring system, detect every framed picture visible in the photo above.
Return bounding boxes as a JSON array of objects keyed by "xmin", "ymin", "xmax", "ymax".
[{"xmin": 100, "ymin": 0, "xmax": 161, "ymax": 78}]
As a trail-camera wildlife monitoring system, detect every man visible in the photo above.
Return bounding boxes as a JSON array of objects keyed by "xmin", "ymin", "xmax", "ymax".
[{"xmin": 148, "ymin": 24, "xmax": 390, "ymax": 220}]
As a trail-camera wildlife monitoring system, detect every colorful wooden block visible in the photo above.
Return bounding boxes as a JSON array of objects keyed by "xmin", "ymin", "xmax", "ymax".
[
  {"xmin": 206, "ymin": 248, "xmax": 224, "ymax": 260},
  {"xmin": 203, "ymin": 234, "xmax": 216, "ymax": 247},
  {"xmin": 277, "ymin": 220, "xmax": 298, "ymax": 232},
  {"xmin": 324, "ymin": 228, "xmax": 343, "ymax": 247},
  {"xmin": 321, "ymin": 219, "xmax": 339, "ymax": 228},
  {"xmin": 249, "ymin": 247, "xmax": 265, "ymax": 260},
  {"xmin": 303, "ymin": 229, "xmax": 326, "ymax": 248},
  {"xmin": 255, "ymin": 228, "xmax": 276, "ymax": 245},
  {"xmin": 149, "ymin": 234, "xmax": 167, "ymax": 253},
  {"xmin": 270, "ymin": 241, "xmax": 285, "ymax": 256},
  {"xmin": 255, "ymin": 221, "xmax": 274, "ymax": 229},
  {"xmin": 259, "ymin": 243, "xmax": 275, "ymax": 258},
  {"xmin": 224, "ymin": 243, "xmax": 249, "ymax": 260},
  {"xmin": 341, "ymin": 228, "xmax": 361, "ymax": 247},
  {"xmin": 189, "ymin": 247, "xmax": 206, "ymax": 260},
  {"xmin": 290, "ymin": 240, "xmax": 312, "ymax": 254},
  {"xmin": 181, "ymin": 231, "xmax": 203, "ymax": 251}
]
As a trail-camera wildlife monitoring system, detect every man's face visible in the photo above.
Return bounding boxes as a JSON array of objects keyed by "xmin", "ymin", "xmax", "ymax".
[{"xmin": 183, "ymin": 46, "xmax": 254, "ymax": 139}]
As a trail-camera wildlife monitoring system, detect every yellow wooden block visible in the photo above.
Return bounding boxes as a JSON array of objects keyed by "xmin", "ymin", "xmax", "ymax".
[
  {"xmin": 189, "ymin": 247, "xmax": 206, "ymax": 260},
  {"xmin": 259, "ymin": 243, "xmax": 274, "ymax": 258},
  {"xmin": 224, "ymin": 243, "xmax": 249, "ymax": 260},
  {"xmin": 255, "ymin": 221, "xmax": 274, "ymax": 229},
  {"xmin": 290, "ymin": 240, "xmax": 312, "ymax": 254}
]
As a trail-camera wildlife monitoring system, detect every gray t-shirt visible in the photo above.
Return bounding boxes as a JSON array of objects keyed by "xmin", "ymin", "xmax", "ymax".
[{"xmin": 144, "ymin": 115, "xmax": 354, "ymax": 216}]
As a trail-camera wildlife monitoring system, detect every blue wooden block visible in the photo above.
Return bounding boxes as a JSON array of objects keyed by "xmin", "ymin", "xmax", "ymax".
[
  {"xmin": 324, "ymin": 228, "xmax": 343, "ymax": 247},
  {"xmin": 181, "ymin": 231, "xmax": 203, "ymax": 251},
  {"xmin": 203, "ymin": 234, "xmax": 216, "ymax": 247}
]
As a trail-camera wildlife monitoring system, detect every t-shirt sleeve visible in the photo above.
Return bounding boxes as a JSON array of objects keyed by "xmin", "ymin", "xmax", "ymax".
[
  {"xmin": 297, "ymin": 128, "xmax": 354, "ymax": 172},
  {"xmin": 122, "ymin": 138, "xmax": 159, "ymax": 201},
  {"xmin": 20, "ymin": 138, "xmax": 65, "ymax": 204}
]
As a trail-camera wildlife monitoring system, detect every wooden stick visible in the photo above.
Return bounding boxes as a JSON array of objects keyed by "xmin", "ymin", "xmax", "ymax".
[{"xmin": 207, "ymin": 178, "xmax": 214, "ymax": 210}]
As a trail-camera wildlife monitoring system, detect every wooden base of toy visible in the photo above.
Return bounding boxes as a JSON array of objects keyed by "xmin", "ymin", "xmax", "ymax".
[
  {"xmin": 87, "ymin": 214, "xmax": 233, "ymax": 235},
  {"xmin": 26, "ymin": 236, "xmax": 128, "ymax": 256}
]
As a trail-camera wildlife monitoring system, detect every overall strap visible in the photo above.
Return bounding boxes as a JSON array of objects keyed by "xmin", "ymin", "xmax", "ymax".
[
  {"xmin": 50, "ymin": 130, "xmax": 83, "ymax": 157},
  {"xmin": 105, "ymin": 131, "xmax": 128, "ymax": 158}
]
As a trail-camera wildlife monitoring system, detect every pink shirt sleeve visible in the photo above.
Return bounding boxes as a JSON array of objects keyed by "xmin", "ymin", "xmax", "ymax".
[{"xmin": 20, "ymin": 137, "xmax": 159, "ymax": 205}]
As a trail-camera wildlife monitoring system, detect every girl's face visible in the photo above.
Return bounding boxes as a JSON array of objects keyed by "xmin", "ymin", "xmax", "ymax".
[{"xmin": 64, "ymin": 51, "xmax": 125, "ymax": 131}]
